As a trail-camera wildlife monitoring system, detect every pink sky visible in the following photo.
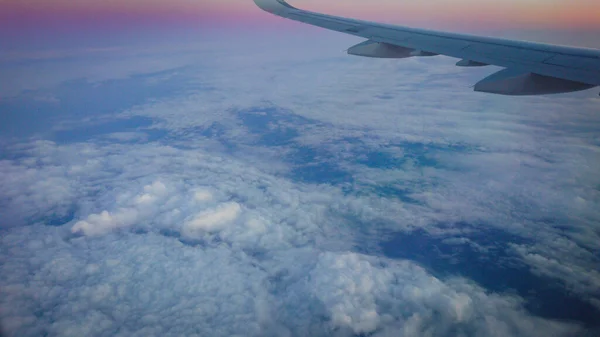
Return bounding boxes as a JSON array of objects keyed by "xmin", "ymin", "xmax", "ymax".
[{"xmin": 1, "ymin": 0, "xmax": 599, "ymax": 34}]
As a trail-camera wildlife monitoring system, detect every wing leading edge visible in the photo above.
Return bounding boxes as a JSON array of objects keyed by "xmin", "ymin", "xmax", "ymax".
[{"xmin": 253, "ymin": 0, "xmax": 600, "ymax": 96}]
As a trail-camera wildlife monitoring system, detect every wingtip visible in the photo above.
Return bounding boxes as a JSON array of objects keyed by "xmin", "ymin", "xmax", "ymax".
[{"xmin": 253, "ymin": 0, "xmax": 296, "ymax": 15}]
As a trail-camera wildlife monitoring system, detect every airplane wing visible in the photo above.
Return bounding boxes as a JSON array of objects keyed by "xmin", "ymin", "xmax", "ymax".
[{"xmin": 253, "ymin": 0, "xmax": 600, "ymax": 96}]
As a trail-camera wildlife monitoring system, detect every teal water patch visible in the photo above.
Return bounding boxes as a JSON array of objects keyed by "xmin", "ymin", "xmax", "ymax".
[
  {"xmin": 385, "ymin": 141, "xmax": 471, "ymax": 169},
  {"xmin": 292, "ymin": 161, "xmax": 354, "ymax": 185},
  {"xmin": 286, "ymin": 145, "xmax": 354, "ymax": 185},
  {"xmin": 381, "ymin": 224, "xmax": 600, "ymax": 329},
  {"xmin": 236, "ymin": 107, "xmax": 316, "ymax": 147},
  {"xmin": 51, "ymin": 116, "xmax": 166, "ymax": 144},
  {"xmin": 42, "ymin": 209, "xmax": 76, "ymax": 227},
  {"xmin": 0, "ymin": 66, "xmax": 194, "ymax": 140},
  {"xmin": 357, "ymin": 150, "xmax": 406, "ymax": 169},
  {"xmin": 364, "ymin": 185, "xmax": 422, "ymax": 204},
  {"xmin": 197, "ymin": 122, "xmax": 238, "ymax": 152}
]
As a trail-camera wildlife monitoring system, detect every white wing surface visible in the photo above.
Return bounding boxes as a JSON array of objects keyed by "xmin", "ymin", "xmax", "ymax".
[{"xmin": 253, "ymin": 0, "xmax": 600, "ymax": 96}]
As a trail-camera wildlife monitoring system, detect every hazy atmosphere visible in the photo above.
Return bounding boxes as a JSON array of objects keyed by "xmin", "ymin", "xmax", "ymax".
[{"xmin": 1, "ymin": 1, "xmax": 599, "ymax": 336}]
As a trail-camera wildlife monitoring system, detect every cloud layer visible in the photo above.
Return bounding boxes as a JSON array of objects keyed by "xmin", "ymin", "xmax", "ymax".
[{"xmin": 1, "ymin": 31, "xmax": 599, "ymax": 337}]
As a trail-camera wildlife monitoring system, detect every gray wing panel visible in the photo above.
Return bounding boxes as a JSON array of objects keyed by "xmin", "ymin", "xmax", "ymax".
[{"xmin": 253, "ymin": 0, "xmax": 600, "ymax": 87}]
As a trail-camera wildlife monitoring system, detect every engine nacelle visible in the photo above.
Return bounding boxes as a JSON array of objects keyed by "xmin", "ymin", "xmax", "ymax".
[
  {"xmin": 474, "ymin": 68, "xmax": 596, "ymax": 95},
  {"xmin": 347, "ymin": 40, "xmax": 414, "ymax": 58}
]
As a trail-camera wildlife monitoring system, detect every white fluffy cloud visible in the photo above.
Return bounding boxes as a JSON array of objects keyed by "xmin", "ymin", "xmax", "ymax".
[
  {"xmin": 0, "ymin": 225, "xmax": 582, "ymax": 337},
  {"xmin": 71, "ymin": 181, "xmax": 171, "ymax": 236},
  {"xmin": 182, "ymin": 202, "xmax": 242, "ymax": 236},
  {"xmin": 0, "ymin": 137, "xmax": 588, "ymax": 337},
  {"xmin": 308, "ymin": 252, "xmax": 579, "ymax": 337}
]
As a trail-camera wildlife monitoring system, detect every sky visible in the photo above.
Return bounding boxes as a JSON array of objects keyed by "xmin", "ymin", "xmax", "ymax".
[{"xmin": 2, "ymin": 0, "xmax": 600, "ymax": 37}]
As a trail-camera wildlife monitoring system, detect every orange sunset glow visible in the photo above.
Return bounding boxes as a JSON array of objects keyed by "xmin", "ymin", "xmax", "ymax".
[{"xmin": 0, "ymin": 0, "xmax": 599, "ymax": 32}]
